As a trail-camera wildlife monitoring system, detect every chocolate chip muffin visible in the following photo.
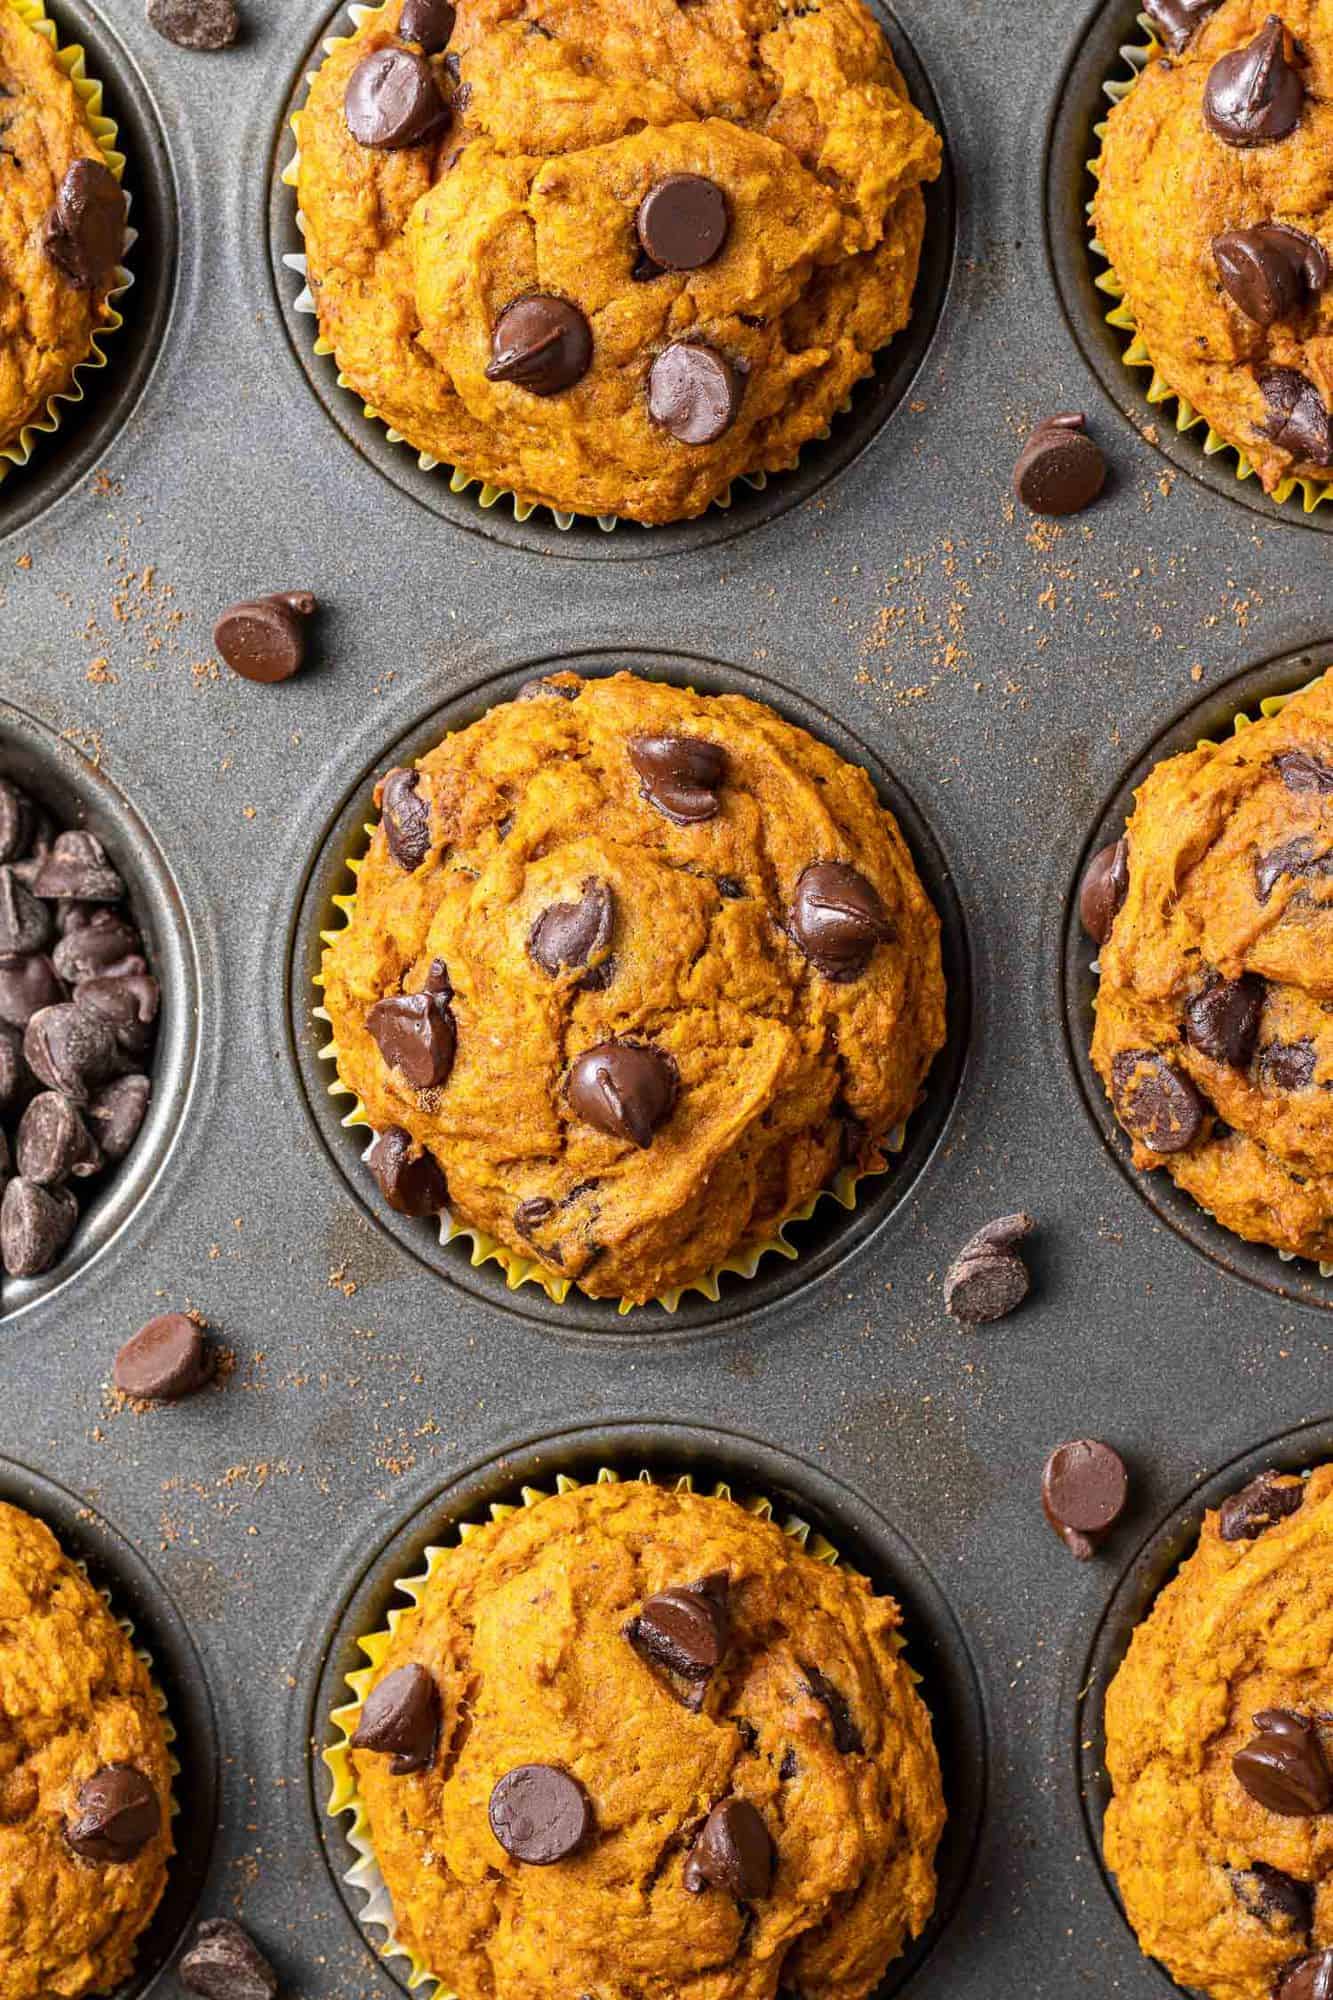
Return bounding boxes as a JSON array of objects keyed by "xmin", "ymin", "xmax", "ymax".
[
  {"xmin": 0, "ymin": 0, "xmax": 128, "ymax": 458},
  {"xmin": 291, "ymin": 0, "xmax": 941, "ymax": 525},
  {"xmin": 0, "ymin": 1501, "xmax": 172, "ymax": 2000},
  {"xmin": 344, "ymin": 1478, "xmax": 945, "ymax": 2000},
  {"xmin": 1092, "ymin": 0, "xmax": 1332, "ymax": 495},
  {"xmin": 319, "ymin": 671, "xmax": 946, "ymax": 1306},
  {"xmin": 1103, "ymin": 1462, "xmax": 1333, "ymax": 2000},
  {"xmin": 1086, "ymin": 670, "xmax": 1333, "ymax": 1266}
]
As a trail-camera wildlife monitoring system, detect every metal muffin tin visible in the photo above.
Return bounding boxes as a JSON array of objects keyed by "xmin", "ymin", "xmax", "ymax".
[{"xmin": 1, "ymin": 0, "xmax": 1331, "ymax": 1989}]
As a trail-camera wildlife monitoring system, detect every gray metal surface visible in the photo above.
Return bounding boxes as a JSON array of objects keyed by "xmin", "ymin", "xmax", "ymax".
[{"xmin": 1, "ymin": 0, "xmax": 1330, "ymax": 1992}]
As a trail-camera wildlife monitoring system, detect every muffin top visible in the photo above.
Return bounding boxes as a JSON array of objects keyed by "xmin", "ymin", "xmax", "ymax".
[
  {"xmin": 319, "ymin": 670, "xmax": 946, "ymax": 1304},
  {"xmin": 0, "ymin": 1501, "xmax": 173, "ymax": 2000},
  {"xmin": 292, "ymin": 0, "xmax": 940, "ymax": 524},
  {"xmin": 1092, "ymin": 0, "xmax": 1333, "ymax": 493},
  {"xmin": 348, "ymin": 1478, "xmax": 945, "ymax": 2000},
  {"xmin": 1090, "ymin": 670, "xmax": 1333, "ymax": 1265},
  {"xmin": 1104, "ymin": 1462, "xmax": 1333, "ymax": 2000},
  {"xmin": 0, "ymin": 0, "xmax": 127, "ymax": 455}
]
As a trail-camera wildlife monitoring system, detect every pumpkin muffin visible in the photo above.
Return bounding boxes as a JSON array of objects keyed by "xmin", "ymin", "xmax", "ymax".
[
  {"xmin": 344, "ymin": 1478, "xmax": 946, "ymax": 2000},
  {"xmin": 291, "ymin": 0, "xmax": 941, "ymax": 525},
  {"xmin": 319, "ymin": 670, "xmax": 946, "ymax": 1306},
  {"xmin": 1103, "ymin": 1461, "xmax": 1333, "ymax": 2000},
  {"xmin": 1086, "ymin": 669, "xmax": 1333, "ymax": 1267},
  {"xmin": 0, "ymin": 1501, "xmax": 173, "ymax": 2000},
  {"xmin": 1092, "ymin": 0, "xmax": 1333, "ymax": 495},
  {"xmin": 0, "ymin": 0, "xmax": 128, "ymax": 457}
]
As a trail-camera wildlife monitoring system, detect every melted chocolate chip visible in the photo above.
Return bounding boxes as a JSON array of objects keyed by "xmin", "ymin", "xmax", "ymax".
[
  {"xmin": 1234, "ymin": 1711, "xmax": 1332, "ymax": 1816},
  {"xmin": 379, "ymin": 767, "xmax": 431, "ymax": 871},
  {"xmin": 398, "ymin": 0, "xmax": 455, "ymax": 50},
  {"xmin": 1079, "ymin": 838, "xmax": 1129, "ymax": 945},
  {"xmin": 1258, "ymin": 1038, "xmax": 1316, "ymax": 1090},
  {"xmin": 43, "ymin": 159, "xmax": 126, "ymax": 289},
  {"xmin": 367, "ymin": 989, "xmax": 456, "ymax": 1089},
  {"xmin": 1110, "ymin": 1049, "xmax": 1205, "ymax": 1153},
  {"xmin": 1203, "ymin": 17, "xmax": 1305, "ymax": 146},
  {"xmin": 352, "ymin": 1664, "xmax": 441, "ymax": 1774},
  {"xmin": 1277, "ymin": 1949, "xmax": 1333, "ymax": 2000},
  {"xmin": 1220, "ymin": 1471, "xmax": 1306, "ymax": 1541},
  {"xmin": 1145, "ymin": 0, "xmax": 1220, "ymax": 50},
  {"xmin": 513, "ymin": 1195, "xmax": 555, "ymax": 1240},
  {"xmin": 628, "ymin": 1573, "xmax": 729, "ymax": 1683},
  {"xmin": 1261, "ymin": 368, "xmax": 1333, "ymax": 467},
  {"xmin": 366, "ymin": 1127, "xmax": 447, "ymax": 1215},
  {"xmin": 1277, "ymin": 749, "xmax": 1333, "ymax": 794},
  {"xmin": 683, "ymin": 1798, "xmax": 773, "ymax": 1900},
  {"xmin": 1231, "ymin": 1862, "xmax": 1313, "ymax": 1936},
  {"xmin": 635, "ymin": 174, "xmax": 729, "ymax": 271},
  {"xmin": 627, "ymin": 734, "xmax": 726, "ymax": 824},
  {"xmin": 489, "ymin": 1765, "xmax": 592, "ymax": 1864},
  {"xmin": 1042, "ymin": 1438, "xmax": 1129, "ymax": 1560},
  {"xmin": 214, "ymin": 593, "xmax": 316, "ymax": 684},
  {"xmin": 647, "ymin": 344, "xmax": 742, "ymax": 444},
  {"xmin": 344, "ymin": 47, "xmax": 449, "ymax": 147},
  {"xmin": 1012, "ymin": 413, "xmax": 1106, "ymax": 516},
  {"xmin": 1256, "ymin": 835, "xmax": 1333, "ymax": 903},
  {"xmin": 517, "ymin": 675, "xmax": 581, "ymax": 702},
  {"xmin": 65, "ymin": 1766, "xmax": 160, "ymax": 1862},
  {"xmin": 1184, "ymin": 974, "xmax": 1264, "ymax": 1067},
  {"xmin": 485, "ymin": 297, "xmax": 592, "ymax": 395},
  {"xmin": 566, "ymin": 1040, "xmax": 677, "ymax": 1148},
  {"xmin": 801, "ymin": 1664, "xmax": 863, "ymax": 1754},
  {"xmin": 788, "ymin": 862, "xmax": 890, "ymax": 981},
  {"xmin": 529, "ymin": 879, "xmax": 614, "ymax": 979},
  {"xmin": 1213, "ymin": 224, "xmax": 1328, "ymax": 325}
]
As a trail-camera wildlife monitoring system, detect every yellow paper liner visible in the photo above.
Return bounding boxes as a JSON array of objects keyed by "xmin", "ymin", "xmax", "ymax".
[
  {"xmin": 0, "ymin": 0, "xmax": 135, "ymax": 484},
  {"xmin": 1086, "ymin": 18, "xmax": 1332, "ymax": 517},
  {"xmin": 323, "ymin": 1464, "xmax": 922, "ymax": 1999}
]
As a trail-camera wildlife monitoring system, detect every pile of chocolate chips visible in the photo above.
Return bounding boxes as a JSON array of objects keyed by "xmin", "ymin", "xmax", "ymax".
[{"xmin": 0, "ymin": 777, "xmax": 157, "ymax": 1285}]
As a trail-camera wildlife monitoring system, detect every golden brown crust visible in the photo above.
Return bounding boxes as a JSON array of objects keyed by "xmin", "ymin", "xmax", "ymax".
[
  {"xmin": 320, "ymin": 671, "xmax": 947, "ymax": 1304},
  {"xmin": 1104, "ymin": 1463, "xmax": 1333, "ymax": 2000},
  {"xmin": 1092, "ymin": 0, "xmax": 1333, "ymax": 492},
  {"xmin": 0, "ymin": 1502, "xmax": 173, "ymax": 2000},
  {"xmin": 352, "ymin": 1480, "xmax": 946, "ymax": 2000},
  {"xmin": 293, "ymin": 0, "xmax": 940, "ymax": 523}
]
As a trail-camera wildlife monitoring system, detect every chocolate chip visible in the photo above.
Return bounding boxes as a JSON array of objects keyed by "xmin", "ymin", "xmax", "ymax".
[
  {"xmin": 778, "ymin": 1747, "xmax": 798, "ymax": 1781},
  {"xmin": 379, "ymin": 767, "xmax": 430, "ymax": 871},
  {"xmin": 32, "ymin": 831, "xmax": 123, "ymax": 902},
  {"xmin": 1234, "ymin": 1711, "xmax": 1332, "ymax": 1816},
  {"xmin": 0, "ymin": 954, "xmax": 63, "ymax": 1029},
  {"xmin": 513, "ymin": 1195, "xmax": 555, "ymax": 1241},
  {"xmin": 1145, "ymin": 0, "xmax": 1220, "ymax": 50},
  {"xmin": 1042, "ymin": 1439, "xmax": 1128, "ymax": 1560},
  {"xmin": 398, "ymin": 0, "xmax": 455, "ymax": 50},
  {"xmin": 635, "ymin": 174, "xmax": 729, "ymax": 271},
  {"xmin": 86, "ymin": 1073, "xmax": 151, "ymax": 1161},
  {"xmin": 1220, "ymin": 1471, "xmax": 1306, "ymax": 1541},
  {"xmin": 1012, "ymin": 413, "xmax": 1106, "ymax": 517},
  {"xmin": 801, "ymin": 1664, "xmax": 863, "ymax": 1755},
  {"xmin": 365, "ymin": 1130, "xmax": 444, "ymax": 1217},
  {"xmin": 0, "ymin": 870, "xmax": 52, "ymax": 954},
  {"xmin": 113, "ymin": 1312, "xmax": 212, "ymax": 1402},
  {"xmin": 1204, "ymin": 17, "xmax": 1305, "ymax": 146},
  {"xmin": 367, "ymin": 990, "xmax": 456, "ymax": 1090},
  {"xmin": 788, "ymin": 861, "xmax": 890, "ymax": 980},
  {"xmin": 65, "ymin": 1766, "xmax": 160, "ymax": 1862},
  {"xmin": 489, "ymin": 1765, "xmax": 592, "ymax": 1864},
  {"xmin": 16, "ymin": 1094, "xmax": 100, "ymax": 1184},
  {"xmin": 628, "ymin": 1573, "xmax": 729, "ymax": 1684},
  {"xmin": 42, "ymin": 159, "xmax": 126, "ymax": 289},
  {"xmin": 944, "ymin": 1212, "xmax": 1034, "ymax": 1325},
  {"xmin": 23, "ymin": 1002, "xmax": 117, "ymax": 1103},
  {"xmin": 1184, "ymin": 974, "xmax": 1264, "ymax": 1067},
  {"xmin": 0, "ymin": 1177, "xmax": 78, "ymax": 1276},
  {"xmin": 1079, "ymin": 837, "xmax": 1130, "ymax": 945},
  {"xmin": 1110, "ymin": 1049, "xmax": 1204, "ymax": 1153},
  {"xmin": 485, "ymin": 297, "xmax": 592, "ymax": 395},
  {"xmin": 1231, "ymin": 1862, "xmax": 1313, "ymax": 1936},
  {"xmin": 1214, "ymin": 224, "xmax": 1328, "ymax": 325},
  {"xmin": 345, "ymin": 46, "xmax": 449, "ymax": 147},
  {"xmin": 146, "ymin": 0, "xmax": 239, "ymax": 48},
  {"xmin": 529, "ymin": 879, "xmax": 613, "ymax": 979},
  {"xmin": 0, "ymin": 1025, "xmax": 26, "ymax": 1113},
  {"xmin": 1258, "ymin": 1037, "xmax": 1316, "ymax": 1090},
  {"xmin": 75, "ymin": 971, "xmax": 160, "ymax": 1059},
  {"xmin": 52, "ymin": 910, "xmax": 142, "ymax": 984},
  {"xmin": 0, "ymin": 782, "xmax": 32, "ymax": 864},
  {"xmin": 352, "ymin": 1663, "xmax": 441, "ymax": 1774},
  {"xmin": 566, "ymin": 1040, "xmax": 677, "ymax": 1148},
  {"xmin": 1277, "ymin": 749, "xmax": 1333, "ymax": 794},
  {"xmin": 517, "ymin": 675, "xmax": 581, "ymax": 701},
  {"xmin": 1261, "ymin": 368, "xmax": 1333, "ymax": 467},
  {"xmin": 683, "ymin": 1798, "xmax": 773, "ymax": 1900},
  {"xmin": 214, "ymin": 593, "xmax": 316, "ymax": 684},
  {"xmin": 627, "ymin": 734, "xmax": 726, "ymax": 823},
  {"xmin": 647, "ymin": 343, "xmax": 742, "ymax": 444},
  {"xmin": 1256, "ymin": 835, "xmax": 1333, "ymax": 903},
  {"xmin": 1277, "ymin": 1949, "xmax": 1333, "ymax": 2000},
  {"xmin": 179, "ymin": 1919, "xmax": 279, "ymax": 2000}
]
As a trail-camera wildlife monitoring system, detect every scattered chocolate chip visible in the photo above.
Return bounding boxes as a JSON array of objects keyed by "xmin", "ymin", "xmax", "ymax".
[
  {"xmin": 801, "ymin": 1664, "xmax": 863, "ymax": 1755},
  {"xmin": 529, "ymin": 879, "xmax": 614, "ymax": 979},
  {"xmin": 15, "ymin": 1093, "xmax": 100, "ymax": 1184},
  {"xmin": 0, "ymin": 1177, "xmax": 78, "ymax": 1276},
  {"xmin": 1145, "ymin": 0, "xmax": 1220, "ymax": 50},
  {"xmin": 379, "ymin": 768, "xmax": 431, "ymax": 871},
  {"xmin": 566, "ymin": 1040, "xmax": 677, "ymax": 1148},
  {"xmin": 398, "ymin": 0, "xmax": 455, "ymax": 50},
  {"xmin": 787, "ymin": 861, "xmax": 890, "ymax": 981},
  {"xmin": 1258, "ymin": 1037, "xmax": 1316, "ymax": 1090},
  {"xmin": 628, "ymin": 1573, "xmax": 729, "ymax": 1684},
  {"xmin": 114, "ymin": 1312, "xmax": 212, "ymax": 1402},
  {"xmin": 1276, "ymin": 1949, "xmax": 1333, "ymax": 2000},
  {"xmin": 627, "ymin": 734, "xmax": 726, "ymax": 823},
  {"xmin": 344, "ymin": 46, "xmax": 449, "ymax": 147},
  {"xmin": 1230, "ymin": 1862, "xmax": 1313, "ymax": 1936},
  {"xmin": 489, "ymin": 1764, "xmax": 592, "ymax": 1864},
  {"xmin": 146, "ymin": 0, "xmax": 238, "ymax": 48},
  {"xmin": 0, "ymin": 954, "xmax": 62, "ymax": 1029},
  {"xmin": 42, "ymin": 159, "xmax": 126, "ymax": 289},
  {"xmin": 1184, "ymin": 974, "xmax": 1264, "ymax": 1067},
  {"xmin": 1213, "ymin": 223, "xmax": 1328, "ymax": 325},
  {"xmin": 65, "ymin": 1766, "xmax": 160, "ymax": 1862},
  {"xmin": 352, "ymin": 1663, "xmax": 441, "ymax": 1774},
  {"xmin": 1261, "ymin": 368, "xmax": 1333, "ymax": 467},
  {"xmin": 1041, "ymin": 1439, "xmax": 1129, "ymax": 1560},
  {"xmin": 683, "ymin": 1798, "xmax": 773, "ymax": 1900},
  {"xmin": 1204, "ymin": 17, "xmax": 1305, "ymax": 146},
  {"xmin": 485, "ymin": 296, "xmax": 592, "ymax": 395},
  {"xmin": 1277, "ymin": 749, "xmax": 1333, "ymax": 794},
  {"xmin": 179, "ymin": 1918, "xmax": 279, "ymax": 2000},
  {"xmin": 635, "ymin": 174, "xmax": 729, "ymax": 271},
  {"xmin": 1234, "ymin": 1711, "xmax": 1332, "ymax": 1816},
  {"xmin": 86, "ymin": 1073, "xmax": 151, "ymax": 1162},
  {"xmin": 517, "ymin": 675, "xmax": 581, "ymax": 701},
  {"xmin": 51, "ymin": 910, "xmax": 141, "ymax": 984},
  {"xmin": 214, "ymin": 593, "xmax": 316, "ymax": 685},
  {"xmin": 1012, "ymin": 413, "xmax": 1106, "ymax": 517},
  {"xmin": 0, "ymin": 870, "xmax": 52, "ymax": 954},
  {"xmin": 943, "ymin": 1212, "xmax": 1035, "ymax": 1325},
  {"xmin": 1220, "ymin": 1471, "xmax": 1306, "ymax": 1541},
  {"xmin": 647, "ymin": 343, "xmax": 742, "ymax": 444},
  {"xmin": 367, "ymin": 990, "xmax": 456, "ymax": 1090},
  {"xmin": 1079, "ymin": 837, "xmax": 1130, "ymax": 945},
  {"xmin": 1256, "ymin": 834, "xmax": 1333, "ymax": 903},
  {"xmin": 366, "ymin": 1127, "xmax": 447, "ymax": 1215},
  {"xmin": 1110, "ymin": 1048, "xmax": 1205, "ymax": 1153},
  {"xmin": 23, "ymin": 1002, "xmax": 117, "ymax": 1104}
]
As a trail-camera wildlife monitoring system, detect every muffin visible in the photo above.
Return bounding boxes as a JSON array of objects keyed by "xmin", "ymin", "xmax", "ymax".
[
  {"xmin": 1086, "ymin": 669, "xmax": 1333, "ymax": 1266},
  {"xmin": 0, "ymin": 1501, "xmax": 172, "ymax": 2000},
  {"xmin": 1103, "ymin": 1461, "xmax": 1333, "ymax": 2000},
  {"xmin": 1092, "ymin": 0, "xmax": 1332, "ymax": 497},
  {"xmin": 319, "ymin": 670, "xmax": 947, "ymax": 1306},
  {"xmin": 342, "ymin": 1478, "xmax": 946, "ymax": 2000},
  {"xmin": 291, "ymin": 0, "xmax": 941, "ymax": 525},
  {"xmin": 0, "ymin": 0, "xmax": 128, "ymax": 459}
]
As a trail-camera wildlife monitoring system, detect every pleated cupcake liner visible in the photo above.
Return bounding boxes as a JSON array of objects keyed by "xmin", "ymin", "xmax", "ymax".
[
  {"xmin": 0, "ymin": 0, "xmax": 136, "ymax": 484},
  {"xmin": 1086, "ymin": 18, "xmax": 1332, "ymax": 517},
  {"xmin": 322, "ymin": 1462, "xmax": 918, "ymax": 2000}
]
